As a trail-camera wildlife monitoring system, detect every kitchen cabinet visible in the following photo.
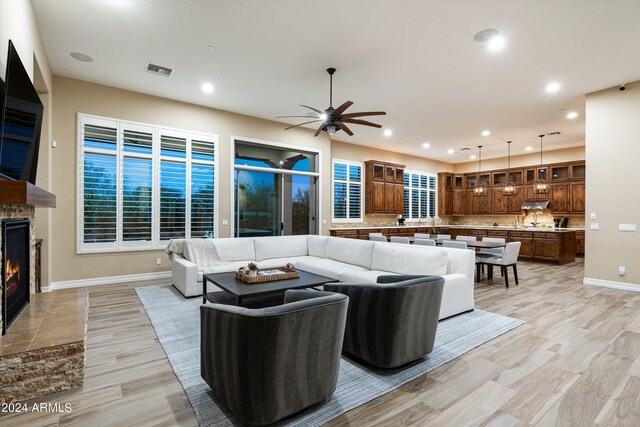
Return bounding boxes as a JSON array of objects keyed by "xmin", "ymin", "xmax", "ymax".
[
  {"xmin": 453, "ymin": 190, "xmax": 465, "ymax": 215},
  {"xmin": 550, "ymin": 183, "xmax": 570, "ymax": 213},
  {"xmin": 570, "ymin": 182, "xmax": 585, "ymax": 213},
  {"xmin": 365, "ymin": 160, "xmax": 405, "ymax": 215},
  {"xmin": 576, "ymin": 230, "xmax": 585, "ymax": 255},
  {"xmin": 492, "ymin": 187, "xmax": 509, "ymax": 214},
  {"xmin": 330, "ymin": 226, "xmax": 576, "ymax": 264},
  {"xmin": 473, "ymin": 190, "xmax": 492, "ymax": 214},
  {"xmin": 438, "ymin": 173, "xmax": 454, "ymax": 216}
]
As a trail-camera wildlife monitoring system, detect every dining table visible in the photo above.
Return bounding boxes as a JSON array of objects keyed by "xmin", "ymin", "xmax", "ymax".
[{"xmin": 388, "ymin": 236, "xmax": 507, "ymax": 249}]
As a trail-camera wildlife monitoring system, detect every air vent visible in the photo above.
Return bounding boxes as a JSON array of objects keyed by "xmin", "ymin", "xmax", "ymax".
[
  {"xmin": 146, "ymin": 63, "xmax": 173, "ymax": 77},
  {"xmin": 546, "ymin": 131, "xmax": 561, "ymax": 136},
  {"xmin": 460, "ymin": 147, "xmax": 471, "ymax": 151}
]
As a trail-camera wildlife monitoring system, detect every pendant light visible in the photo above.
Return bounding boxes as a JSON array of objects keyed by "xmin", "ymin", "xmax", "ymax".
[
  {"xmin": 535, "ymin": 134, "xmax": 549, "ymax": 194},
  {"xmin": 473, "ymin": 145, "xmax": 486, "ymax": 196},
  {"xmin": 503, "ymin": 141, "xmax": 515, "ymax": 196}
]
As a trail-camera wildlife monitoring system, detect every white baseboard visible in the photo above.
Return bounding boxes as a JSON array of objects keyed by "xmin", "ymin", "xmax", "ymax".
[
  {"xmin": 42, "ymin": 271, "xmax": 171, "ymax": 292},
  {"xmin": 583, "ymin": 277, "xmax": 640, "ymax": 292}
]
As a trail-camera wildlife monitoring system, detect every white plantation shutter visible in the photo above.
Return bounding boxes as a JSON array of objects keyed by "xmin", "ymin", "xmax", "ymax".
[
  {"xmin": 82, "ymin": 123, "xmax": 118, "ymax": 248},
  {"xmin": 332, "ymin": 160, "xmax": 363, "ymax": 222},
  {"xmin": 78, "ymin": 114, "xmax": 217, "ymax": 253},
  {"xmin": 404, "ymin": 171, "xmax": 438, "ymax": 219}
]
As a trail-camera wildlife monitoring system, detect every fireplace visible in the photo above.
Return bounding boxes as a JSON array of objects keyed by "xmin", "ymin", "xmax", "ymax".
[{"xmin": 2, "ymin": 218, "xmax": 30, "ymax": 334}]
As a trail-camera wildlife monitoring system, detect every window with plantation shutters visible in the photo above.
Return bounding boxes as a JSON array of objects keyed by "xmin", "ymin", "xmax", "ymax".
[
  {"xmin": 332, "ymin": 159, "xmax": 363, "ymax": 222},
  {"xmin": 77, "ymin": 114, "xmax": 217, "ymax": 253},
  {"xmin": 403, "ymin": 171, "xmax": 438, "ymax": 220}
]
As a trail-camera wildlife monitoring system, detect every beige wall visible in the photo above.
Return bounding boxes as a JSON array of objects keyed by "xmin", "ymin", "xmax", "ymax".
[
  {"xmin": 51, "ymin": 76, "xmax": 331, "ymax": 283},
  {"xmin": 1, "ymin": 0, "xmax": 54, "ymax": 286},
  {"xmin": 585, "ymin": 81, "xmax": 640, "ymax": 286},
  {"xmin": 453, "ymin": 146, "xmax": 585, "ymax": 174}
]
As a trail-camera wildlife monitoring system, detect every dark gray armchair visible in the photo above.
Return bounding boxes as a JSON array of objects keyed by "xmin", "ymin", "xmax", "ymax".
[
  {"xmin": 200, "ymin": 289, "xmax": 348, "ymax": 426},
  {"xmin": 324, "ymin": 275, "xmax": 444, "ymax": 369}
]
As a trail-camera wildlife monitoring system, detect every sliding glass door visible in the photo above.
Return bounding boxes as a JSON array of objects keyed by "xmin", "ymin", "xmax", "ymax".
[{"xmin": 234, "ymin": 140, "xmax": 319, "ymax": 237}]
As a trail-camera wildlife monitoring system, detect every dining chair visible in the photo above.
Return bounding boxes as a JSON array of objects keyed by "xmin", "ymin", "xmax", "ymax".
[
  {"xmin": 442, "ymin": 240, "xmax": 467, "ymax": 249},
  {"xmin": 436, "ymin": 234, "xmax": 451, "ymax": 240},
  {"xmin": 370, "ymin": 235, "xmax": 387, "ymax": 242},
  {"xmin": 479, "ymin": 237, "xmax": 506, "ymax": 257},
  {"xmin": 414, "ymin": 233, "xmax": 432, "ymax": 239},
  {"xmin": 390, "ymin": 236, "xmax": 410, "ymax": 244},
  {"xmin": 369, "ymin": 232, "xmax": 384, "ymax": 238},
  {"xmin": 476, "ymin": 241, "xmax": 522, "ymax": 288},
  {"xmin": 414, "ymin": 238, "xmax": 436, "ymax": 247},
  {"xmin": 456, "ymin": 235, "xmax": 477, "ymax": 242}
]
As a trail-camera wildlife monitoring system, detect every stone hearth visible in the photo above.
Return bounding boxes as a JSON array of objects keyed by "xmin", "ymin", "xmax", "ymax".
[{"xmin": 0, "ymin": 288, "xmax": 88, "ymax": 403}]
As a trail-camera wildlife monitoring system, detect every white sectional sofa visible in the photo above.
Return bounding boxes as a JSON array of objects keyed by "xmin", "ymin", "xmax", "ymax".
[{"xmin": 167, "ymin": 235, "xmax": 475, "ymax": 320}]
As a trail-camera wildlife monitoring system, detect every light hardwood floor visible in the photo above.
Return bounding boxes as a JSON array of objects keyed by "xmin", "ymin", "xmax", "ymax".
[{"xmin": 3, "ymin": 258, "xmax": 640, "ymax": 426}]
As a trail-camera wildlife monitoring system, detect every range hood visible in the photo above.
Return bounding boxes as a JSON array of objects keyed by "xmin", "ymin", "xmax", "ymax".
[{"xmin": 521, "ymin": 200, "xmax": 549, "ymax": 210}]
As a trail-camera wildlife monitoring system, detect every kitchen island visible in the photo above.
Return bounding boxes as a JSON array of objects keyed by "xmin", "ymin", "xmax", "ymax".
[{"xmin": 329, "ymin": 225, "xmax": 578, "ymax": 264}]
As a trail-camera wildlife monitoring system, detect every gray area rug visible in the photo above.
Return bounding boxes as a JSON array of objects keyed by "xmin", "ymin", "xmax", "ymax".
[{"xmin": 136, "ymin": 285, "xmax": 523, "ymax": 426}]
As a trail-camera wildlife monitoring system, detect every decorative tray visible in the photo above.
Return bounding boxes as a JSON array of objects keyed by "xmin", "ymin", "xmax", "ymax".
[{"xmin": 235, "ymin": 266, "xmax": 299, "ymax": 284}]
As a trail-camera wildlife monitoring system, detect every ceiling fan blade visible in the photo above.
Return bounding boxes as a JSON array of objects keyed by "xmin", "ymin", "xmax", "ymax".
[
  {"xmin": 337, "ymin": 122, "xmax": 354, "ymax": 136},
  {"xmin": 300, "ymin": 104, "xmax": 323, "ymax": 114},
  {"xmin": 342, "ymin": 118, "xmax": 383, "ymax": 128},
  {"xmin": 340, "ymin": 111, "xmax": 386, "ymax": 119},
  {"xmin": 331, "ymin": 101, "xmax": 354, "ymax": 117},
  {"xmin": 276, "ymin": 115, "xmax": 319, "ymax": 119},
  {"xmin": 284, "ymin": 120, "xmax": 321, "ymax": 130},
  {"xmin": 314, "ymin": 123, "xmax": 325, "ymax": 137}
]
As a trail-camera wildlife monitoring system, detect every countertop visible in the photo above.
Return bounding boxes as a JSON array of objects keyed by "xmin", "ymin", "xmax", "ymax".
[{"xmin": 330, "ymin": 224, "xmax": 584, "ymax": 232}]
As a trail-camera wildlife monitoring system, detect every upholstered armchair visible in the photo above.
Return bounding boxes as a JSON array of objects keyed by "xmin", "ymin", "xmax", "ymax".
[
  {"xmin": 200, "ymin": 289, "xmax": 348, "ymax": 426},
  {"xmin": 325, "ymin": 275, "xmax": 445, "ymax": 369}
]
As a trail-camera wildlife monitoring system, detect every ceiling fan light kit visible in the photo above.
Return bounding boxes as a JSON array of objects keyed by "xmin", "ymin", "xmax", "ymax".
[{"xmin": 278, "ymin": 68, "xmax": 386, "ymax": 137}]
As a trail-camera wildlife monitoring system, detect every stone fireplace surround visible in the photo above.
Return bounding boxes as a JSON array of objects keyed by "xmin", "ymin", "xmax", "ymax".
[{"xmin": 0, "ymin": 203, "xmax": 36, "ymax": 336}]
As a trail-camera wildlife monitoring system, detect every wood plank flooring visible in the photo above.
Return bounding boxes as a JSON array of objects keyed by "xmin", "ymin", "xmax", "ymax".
[{"xmin": 3, "ymin": 258, "xmax": 640, "ymax": 426}]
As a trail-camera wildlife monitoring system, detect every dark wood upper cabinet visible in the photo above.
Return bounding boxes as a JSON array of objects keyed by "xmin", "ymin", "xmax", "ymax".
[
  {"xmin": 439, "ymin": 160, "xmax": 585, "ymax": 216},
  {"xmin": 365, "ymin": 160, "xmax": 405, "ymax": 215}
]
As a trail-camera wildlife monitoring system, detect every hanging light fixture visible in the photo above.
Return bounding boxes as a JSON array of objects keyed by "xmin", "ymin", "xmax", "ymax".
[
  {"xmin": 473, "ymin": 145, "xmax": 486, "ymax": 196},
  {"xmin": 503, "ymin": 141, "xmax": 515, "ymax": 196},
  {"xmin": 535, "ymin": 134, "xmax": 549, "ymax": 194}
]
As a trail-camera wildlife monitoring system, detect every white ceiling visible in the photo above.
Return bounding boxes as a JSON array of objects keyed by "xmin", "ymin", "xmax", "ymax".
[{"xmin": 32, "ymin": 0, "xmax": 640, "ymax": 163}]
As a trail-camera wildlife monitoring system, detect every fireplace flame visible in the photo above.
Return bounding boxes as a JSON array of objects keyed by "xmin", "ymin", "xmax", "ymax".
[{"xmin": 6, "ymin": 258, "xmax": 21, "ymax": 283}]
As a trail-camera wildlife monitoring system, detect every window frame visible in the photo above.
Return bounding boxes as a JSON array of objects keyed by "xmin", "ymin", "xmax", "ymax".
[
  {"xmin": 331, "ymin": 158, "xmax": 364, "ymax": 223},
  {"xmin": 403, "ymin": 170, "xmax": 438, "ymax": 221},
  {"xmin": 77, "ymin": 113, "xmax": 218, "ymax": 254}
]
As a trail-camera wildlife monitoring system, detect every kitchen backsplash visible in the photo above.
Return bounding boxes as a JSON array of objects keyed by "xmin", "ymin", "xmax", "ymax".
[{"xmin": 331, "ymin": 211, "xmax": 585, "ymax": 229}]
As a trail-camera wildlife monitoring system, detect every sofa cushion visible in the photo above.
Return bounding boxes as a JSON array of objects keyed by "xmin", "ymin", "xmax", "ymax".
[
  {"xmin": 371, "ymin": 243, "xmax": 448, "ymax": 276},
  {"xmin": 213, "ymin": 238, "xmax": 256, "ymax": 262},
  {"xmin": 256, "ymin": 256, "xmax": 320, "ymax": 269},
  {"xmin": 338, "ymin": 270, "xmax": 398, "ymax": 283},
  {"xmin": 198, "ymin": 261, "xmax": 253, "ymax": 282},
  {"xmin": 307, "ymin": 235, "xmax": 329, "ymax": 258},
  {"xmin": 296, "ymin": 258, "xmax": 369, "ymax": 280},
  {"xmin": 254, "ymin": 235, "xmax": 308, "ymax": 261},
  {"xmin": 325, "ymin": 237, "xmax": 375, "ymax": 269}
]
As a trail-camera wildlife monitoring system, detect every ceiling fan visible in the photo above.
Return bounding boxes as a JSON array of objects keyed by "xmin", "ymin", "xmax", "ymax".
[{"xmin": 277, "ymin": 68, "xmax": 386, "ymax": 137}]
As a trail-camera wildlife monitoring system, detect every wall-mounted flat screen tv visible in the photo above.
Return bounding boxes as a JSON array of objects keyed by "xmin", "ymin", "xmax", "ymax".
[{"xmin": 0, "ymin": 40, "xmax": 44, "ymax": 183}]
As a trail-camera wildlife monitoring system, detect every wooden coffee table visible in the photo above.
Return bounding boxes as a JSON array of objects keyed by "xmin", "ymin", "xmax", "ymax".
[{"xmin": 202, "ymin": 269, "xmax": 335, "ymax": 307}]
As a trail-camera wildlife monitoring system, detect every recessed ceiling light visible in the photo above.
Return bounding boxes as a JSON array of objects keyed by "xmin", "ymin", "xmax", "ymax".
[
  {"xmin": 70, "ymin": 52, "xmax": 93, "ymax": 63},
  {"xmin": 481, "ymin": 130, "xmax": 491, "ymax": 137},
  {"xmin": 470, "ymin": 155, "xmax": 476, "ymax": 160},
  {"xmin": 201, "ymin": 82, "xmax": 214, "ymax": 94},
  {"xmin": 525, "ymin": 146, "xmax": 533, "ymax": 151},
  {"xmin": 383, "ymin": 129, "xmax": 393, "ymax": 137},
  {"xmin": 546, "ymin": 82, "xmax": 561, "ymax": 93},
  {"xmin": 447, "ymin": 148, "xmax": 455, "ymax": 154},
  {"xmin": 566, "ymin": 111, "xmax": 578, "ymax": 119},
  {"xmin": 487, "ymin": 36, "xmax": 505, "ymax": 52},
  {"xmin": 422, "ymin": 142, "xmax": 430, "ymax": 148},
  {"xmin": 319, "ymin": 113, "xmax": 327, "ymax": 120}
]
